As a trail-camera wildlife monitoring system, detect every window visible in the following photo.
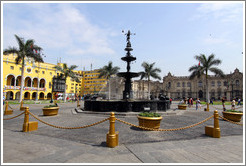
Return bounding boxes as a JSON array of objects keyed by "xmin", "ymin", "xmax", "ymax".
[
  {"xmin": 49, "ymin": 82, "xmax": 52, "ymax": 88},
  {"xmin": 217, "ymin": 81, "xmax": 221, "ymax": 87},
  {"xmin": 182, "ymin": 82, "xmax": 185, "ymax": 87},
  {"xmin": 71, "ymin": 83, "xmax": 74, "ymax": 85},
  {"xmin": 236, "ymin": 80, "xmax": 240, "ymax": 87},
  {"xmin": 211, "ymin": 81, "xmax": 215, "ymax": 87},
  {"xmin": 10, "ymin": 66, "xmax": 14, "ymax": 70},
  {"xmin": 177, "ymin": 82, "xmax": 180, "ymax": 87},
  {"xmin": 223, "ymin": 81, "xmax": 227, "ymax": 86},
  {"xmin": 198, "ymin": 81, "xmax": 202, "ymax": 87},
  {"xmin": 42, "ymin": 71, "xmax": 45, "ymax": 74},
  {"xmin": 187, "ymin": 82, "xmax": 191, "ymax": 87},
  {"xmin": 27, "ymin": 68, "xmax": 31, "ymax": 73},
  {"xmin": 35, "ymin": 70, "xmax": 38, "ymax": 73}
]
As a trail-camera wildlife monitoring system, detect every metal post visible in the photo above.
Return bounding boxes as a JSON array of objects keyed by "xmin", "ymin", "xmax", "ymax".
[
  {"xmin": 77, "ymin": 98, "xmax": 80, "ymax": 107},
  {"xmin": 5, "ymin": 101, "xmax": 8, "ymax": 112},
  {"xmin": 213, "ymin": 110, "xmax": 220, "ymax": 138},
  {"xmin": 106, "ymin": 112, "xmax": 118, "ymax": 148},
  {"xmin": 23, "ymin": 107, "xmax": 29, "ymax": 132}
]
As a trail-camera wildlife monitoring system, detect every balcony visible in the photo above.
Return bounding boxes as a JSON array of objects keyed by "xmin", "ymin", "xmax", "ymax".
[{"xmin": 4, "ymin": 85, "xmax": 46, "ymax": 91}]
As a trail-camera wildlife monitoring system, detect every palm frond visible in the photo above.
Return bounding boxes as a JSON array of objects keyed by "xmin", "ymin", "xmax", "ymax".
[
  {"xmin": 14, "ymin": 35, "xmax": 25, "ymax": 49},
  {"xmin": 209, "ymin": 67, "xmax": 225, "ymax": 77},
  {"xmin": 3, "ymin": 47, "xmax": 19, "ymax": 55}
]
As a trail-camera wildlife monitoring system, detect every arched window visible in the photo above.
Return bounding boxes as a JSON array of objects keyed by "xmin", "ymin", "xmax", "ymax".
[{"xmin": 182, "ymin": 82, "xmax": 185, "ymax": 87}]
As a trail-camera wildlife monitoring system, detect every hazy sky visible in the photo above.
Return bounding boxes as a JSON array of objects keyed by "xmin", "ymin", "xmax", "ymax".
[{"xmin": 2, "ymin": 2, "xmax": 244, "ymax": 79}]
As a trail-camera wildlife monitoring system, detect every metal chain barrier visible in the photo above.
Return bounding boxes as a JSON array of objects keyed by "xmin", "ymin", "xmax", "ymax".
[
  {"xmin": 218, "ymin": 115, "xmax": 243, "ymax": 126},
  {"xmin": 28, "ymin": 111, "xmax": 109, "ymax": 129},
  {"xmin": 3, "ymin": 112, "xmax": 25, "ymax": 120},
  {"xmin": 116, "ymin": 115, "xmax": 214, "ymax": 131}
]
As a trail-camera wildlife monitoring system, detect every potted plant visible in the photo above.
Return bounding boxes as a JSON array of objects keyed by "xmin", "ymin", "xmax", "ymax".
[
  {"xmin": 178, "ymin": 104, "xmax": 188, "ymax": 110},
  {"xmin": 222, "ymin": 109, "xmax": 243, "ymax": 122},
  {"xmin": 42, "ymin": 104, "xmax": 59, "ymax": 116},
  {"xmin": 137, "ymin": 112, "xmax": 162, "ymax": 130}
]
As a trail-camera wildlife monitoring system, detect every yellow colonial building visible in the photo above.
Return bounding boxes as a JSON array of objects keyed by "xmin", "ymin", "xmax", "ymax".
[
  {"xmin": 81, "ymin": 69, "xmax": 108, "ymax": 96},
  {"xmin": 3, "ymin": 54, "xmax": 108, "ymax": 100}
]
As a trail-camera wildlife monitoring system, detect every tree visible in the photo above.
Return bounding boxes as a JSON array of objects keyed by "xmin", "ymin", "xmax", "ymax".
[
  {"xmin": 3, "ymin": 35, "xmax": 44, "ymax": 102},
  {"xmin": 139, "ymin": 62, "xmax": 162, "ymax": 100},
  {"xmin": 55, "ymin": 63, "xmax": 80, "ymax": 102},
  {"xmin": 189, "ymin": 53, "xmax": 224, "ymax": 110},
  {"xmin": 98, "ymin": 61, "xmax": 120, "ymax": 100}
]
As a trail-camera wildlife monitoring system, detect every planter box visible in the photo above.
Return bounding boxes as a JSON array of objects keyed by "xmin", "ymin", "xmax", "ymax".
[
  {"xmin": 178, "ymin": 105, "xmax": 187, "ymax": 110},
  {"xmin": 222, "ymin": 111, "xmax": 243, "ymax": 122},
  {"xmin": 137, "ymin": 116, "xmax": 162, "ymax": 130},
  {"xmin": 42, "ymin": 107, "xmax": 59, "ymax": 116}
]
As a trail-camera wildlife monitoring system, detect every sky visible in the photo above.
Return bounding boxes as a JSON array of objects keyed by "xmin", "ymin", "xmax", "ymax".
[{"xmin": 2, "ymin": 1, "xmax": 244, "ymax": 80}]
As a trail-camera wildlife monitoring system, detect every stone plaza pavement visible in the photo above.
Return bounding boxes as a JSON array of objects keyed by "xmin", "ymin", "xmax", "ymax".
[{"xmin": 2, "ymin": 101, "xmax": 244, "ymax": 164}]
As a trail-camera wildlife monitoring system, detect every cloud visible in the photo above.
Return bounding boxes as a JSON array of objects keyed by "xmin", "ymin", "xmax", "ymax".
[
  {"xmin": 191, "ymin": 3, "xmax": 243, "ymax": 23},
  {"xmin": 3, "ymin": 3, "xmax": 115, "ymax": 57}
]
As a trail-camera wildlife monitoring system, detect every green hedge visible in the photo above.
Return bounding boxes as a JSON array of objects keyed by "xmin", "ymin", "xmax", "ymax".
[{"xmin": 138, "ymin": 112, "xmax": 161, "ymax": 117}]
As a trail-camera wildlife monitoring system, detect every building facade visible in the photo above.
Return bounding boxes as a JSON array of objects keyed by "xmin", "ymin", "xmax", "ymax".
[
  {"xmin": 3, "ymin": 54, "xmax": 83, "ymax": 100},
  {"xmin": 3, "ymin": 54, "xmax": 109, "ymax": 100},
  {"xmin": 163, "ymin": 68, "xmax": 243, "ymax": 100},
  {"xmin": 81, "ymin": 69, "xmax": 107, "ymax": 96}
]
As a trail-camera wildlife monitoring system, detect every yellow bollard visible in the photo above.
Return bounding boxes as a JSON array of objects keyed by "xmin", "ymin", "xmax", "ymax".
[
  {"xmin": 4, "ymin": 101, "xmax": 13, "ymax": 115},
  {"xmin": 213, "ymin": 110, "xmax": 220, "ymax": 138},
  {"xmin": 77, "ymin": 99, "xmax": 80, "ymax": 107},
  {"xmin": 205, "ymin": 110, "xmax": 220, "ymax": 138},
  {"xmin": 20, "ymin": 100, "xmax": 25, "ymax": 111},
  {"xmin": 22, "ymin": 107, "xmax": 38, "ymax": 132},
  {"xmin": 106, "ymin": 112, "xmax": 119, "ymax": 148}
]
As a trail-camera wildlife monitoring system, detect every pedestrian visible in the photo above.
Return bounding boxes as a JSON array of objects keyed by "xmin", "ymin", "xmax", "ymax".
[
  {"xmin": 196, "ymin": 98, "xmax": 200, "ymax": 110},
  {"xmin": 170, "ymin": 98, "xmax": 172, "ymax": 104},
  {"xmin": 210, "ymin": 99, "xmax": 213, "ymax": 105},
  {"xmin": 188, "ymin": 98, "xmax": 191, "ymax": 108},
  {"xmin": 222, "ymin": 97, "xmax": 226, "ymax": 111},
  {"xmin": 237, "ymin": 98, "xmax": 241, "ymax": 106},
  {"xmin": 231, "ymin": 99, "xmax": 236, "ymax": 110},
  {"xmin": 3, "ymin": 95, "xmax": 5, "ymax": 105},
  {"xmin": 190, "ymin": 97, "xmax": 193, "ymax": 107}
]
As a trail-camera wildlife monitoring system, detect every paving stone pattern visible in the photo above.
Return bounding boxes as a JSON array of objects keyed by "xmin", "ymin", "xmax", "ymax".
[{"xmin": 3, "ymin": 101, "xmax": 244, "ymax": 163}]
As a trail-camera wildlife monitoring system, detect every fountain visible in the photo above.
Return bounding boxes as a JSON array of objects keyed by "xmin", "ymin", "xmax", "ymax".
[{"xmin": 84, "ymin": 30, "xmax": 170, "ymax": 112}]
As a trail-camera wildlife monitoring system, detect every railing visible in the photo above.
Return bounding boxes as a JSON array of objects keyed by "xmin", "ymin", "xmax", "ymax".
[{"xmin": 4, "ymin": 85, "xmax": 46, "ymax": 91}]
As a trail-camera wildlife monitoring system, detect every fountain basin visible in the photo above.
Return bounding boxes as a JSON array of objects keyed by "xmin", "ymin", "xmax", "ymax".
[{"xmin": 84, "ymin": 100, "xmax": 170, "ymax": 112}]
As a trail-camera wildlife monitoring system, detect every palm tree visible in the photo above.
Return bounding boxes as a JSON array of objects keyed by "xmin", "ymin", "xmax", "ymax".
[
  {"xmin": 139, "ymin": 62, "xmax": 162, "ymax": 100},
  {"xmin": 54, "ymin": 63, "xmax": 80, "ymax": 102},
  {"xmin": 189, "ymin": 53, "xmax": 224, "ymax": 111},
  {"xmin": 98, "ymin": 61, "xmax": 120, "ymax": 100},
  {"xmin": 3, "ymin": 35, "xmax": 44, "ymax": 102}
]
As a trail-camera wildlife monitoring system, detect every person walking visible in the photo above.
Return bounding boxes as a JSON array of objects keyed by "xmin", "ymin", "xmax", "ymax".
[
  {"xmin": 231, "ymin": 99, "xmax": 236, "ymax": 110},
  {"xmin": 237, "ymin": 98, "xmax": 241, "ymax": 106},
  {"xmin": 196, "ymin": 98, "xmax": 200, "ymax": 110},
  {"xmin": 190, "ymin": 97, "xmax": 193, "ymax": 107},
  {"xmin": 222, "ymin": 97, "xmax": 226, "ymax": 111},
  {"xmin": 3, "ymin": 95, "xmax": 5, "ymax": 105}
]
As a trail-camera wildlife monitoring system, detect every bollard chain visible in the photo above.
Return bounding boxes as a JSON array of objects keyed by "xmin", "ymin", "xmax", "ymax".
[
  {"xmin": 218, "ymin": 115, "xmax": 243, "ymax": 126},
  {"xmin": 116, "ymin": 115, "xmax": 214, "ymax": 131},
  {"xmin": 3, "ymin": 112, "xmax": 25, "ymax": 120},
  {"xmin": 28, "ymin": 111, "xmax": 109, "ymax": 129}
]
